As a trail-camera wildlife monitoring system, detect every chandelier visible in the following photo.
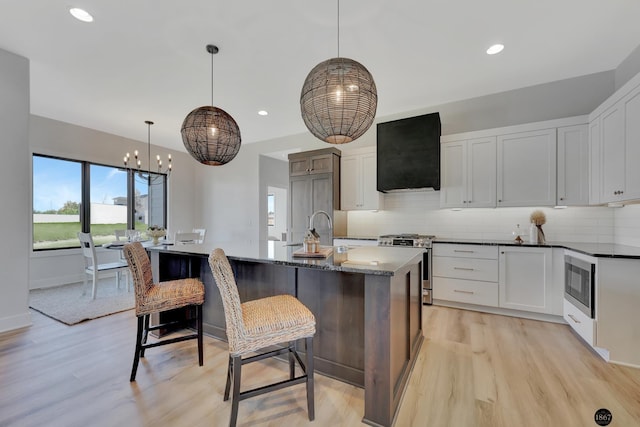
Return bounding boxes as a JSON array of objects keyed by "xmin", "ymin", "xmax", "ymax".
[
  {"xmin": 123, "ymin": 120, "xmax": 172, "ymax": 175},
  {"xmin": 181, "ymin": 45, "xmax": 241, "ymax": 166},
  {"xmin": 300, "ymin": 0, "xmax": 377, "ymax": 144}
]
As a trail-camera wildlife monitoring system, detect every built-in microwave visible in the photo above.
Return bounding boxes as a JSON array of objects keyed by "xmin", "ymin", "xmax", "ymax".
[{"xmin": 564, "ymin": 255, "xmax": 596, "ymax": 318}]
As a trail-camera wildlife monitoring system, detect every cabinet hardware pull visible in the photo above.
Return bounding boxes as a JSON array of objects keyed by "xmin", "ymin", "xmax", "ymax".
[
  {"xmin": 560, "ymin": 197, "xmax": 564, "ymax": 201},
  {"xmin": 454, "ymin": 267, "xmax": 474, "ymax": 271},
  {"xmin": 568, "ymin": 314, "xmax": 581, "ymax": 324},
  {"xmin": 454, "ymin": 290, "xmax": 474, "ymax": 294},
  {"xmin": 453, "ymin": 250, "xmax": 474, "ymax": 253},
  {"xmin": 498, "ymin": 199, "xmax": 502, "ymax": 202}
]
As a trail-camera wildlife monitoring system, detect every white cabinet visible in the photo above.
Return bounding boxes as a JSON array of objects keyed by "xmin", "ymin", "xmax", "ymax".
[
  {"xmin": 588, "ymin": 117, "xmax": 601, "ymax": 205},
  {"xmin": 557, "ymin": 124, "xmax": 589, "ymax": 206},
  {"xmin": 596, "ymin": 257, "xmax": 640, "ymax": 367},
  {"xmin": 564, "ymin": 299, "xmax": 596, "ymax": 347},
  {"xmin": 623, "ymin": 87, "xmax": 640, "ymax": 200},
  {"xmin": 440, "ymin": 137, "xmax": 496, "ymax": 208},
  {"xmin": 592, "ymin": 75, "xmax": 640, "ymax": 203},
  {"xmin": 340, "ymin": 147, "xmax": 383, "ymax": 210},
  {"xmin": 600, "ymin": 103, "xmax": 626, "ymax": 202},
  {"xmin": 497, "ymin": 129, "xmax": 557, "ymax": 207},
  {"xmin": 432, "ymin": 244, "xmax": 499, "ymax": 307},
  {"xmin": 499, "ymin": 246, "xmax": 554, "ymax": 314}
]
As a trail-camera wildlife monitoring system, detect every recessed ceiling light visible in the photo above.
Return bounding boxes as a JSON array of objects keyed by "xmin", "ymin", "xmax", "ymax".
[
  {"xmin": 486, "ymin": 44, "xmax": 504, "ymax": 55},
  {"xmin": 69, "ymin": 8, "xmax": 94, "ymax": 23},
  {"xmin": 258, "ymin": 110, "xmax": 268, "ymax": 116}
]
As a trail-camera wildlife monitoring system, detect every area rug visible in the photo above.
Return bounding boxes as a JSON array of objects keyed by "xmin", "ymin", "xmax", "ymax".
[{"xmin": 29, "ymin": 281, "xmax": 135, "ymax": 325}]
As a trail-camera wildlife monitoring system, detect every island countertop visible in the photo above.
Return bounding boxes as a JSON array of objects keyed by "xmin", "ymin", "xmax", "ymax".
[
  {"xmin": 148, "ymin": 241, "xmax": 424, "ymax": 276},
  {"xmin": 149, "ymin": 239, "xmax": 424, "ymax": 427}
]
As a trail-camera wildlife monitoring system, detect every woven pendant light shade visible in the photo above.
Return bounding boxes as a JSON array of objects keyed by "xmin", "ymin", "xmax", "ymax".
[
  {"xmin": 181, "ymin": 44, "xmax": 241, "ymax": 166},
  {"xmin": 300, "ymin": 57, "xmax": 377, "ymax": 144},
  {"xmin": 181, "ymin": 106, "xmax": 241, "ymax": 166}
]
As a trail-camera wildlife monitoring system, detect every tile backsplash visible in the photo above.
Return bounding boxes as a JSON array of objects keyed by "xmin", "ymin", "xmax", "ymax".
[
  {"xmin": 613, "ymin": 203, "xmax": 640, "ymax": 246},
  {"xmin": 345, "ymin": 191, "xmax": 619, "ymax": 244}
]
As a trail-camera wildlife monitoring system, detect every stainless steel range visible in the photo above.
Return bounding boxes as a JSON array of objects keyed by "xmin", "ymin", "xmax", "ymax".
[{"xmin": 378, "ymin": 234, "xmax": 434, "ymax": 305}]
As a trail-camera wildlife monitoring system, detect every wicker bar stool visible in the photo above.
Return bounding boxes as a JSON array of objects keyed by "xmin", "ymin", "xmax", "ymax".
[
  {"xmin": 123, "ymin": 242, "xmax": 205, "ymax": 382},
  {"xmin": 208, "ymin": 248, "xmax": 316, "ymax": 427}
]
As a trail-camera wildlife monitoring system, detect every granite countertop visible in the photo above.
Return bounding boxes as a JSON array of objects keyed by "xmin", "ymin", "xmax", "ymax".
[
  {"xmin": 148, "ymin": 241, "xmax": 424, "ymax": 275},
  {"xmin": 333, "ymin": 236, "xmax": 378, "ymax": 241},
  {"xmin": 433, "ymin": 238, "xmax": 640, "ymax": 259}
]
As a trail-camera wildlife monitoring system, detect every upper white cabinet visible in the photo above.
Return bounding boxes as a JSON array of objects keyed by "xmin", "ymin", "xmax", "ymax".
[
  {"xmin": 590, "ymin": 70, "xmax": 640, "ymax": 203},
  {"xmin": 600, "ymin": 103, "xmax": 626, "ymax": 202},
  {"xmin": 499, "ymin": 246, "xmax": 555, "ymax": 314},
  {"xmin": 340, "ymin": 147, "xmax": 383, "ymax": 211},
  {"xmin": 497, "ymin": 129, "xmax": 557, "ymax": 207},
  {"xmin": 557, "ymin": 124, "xmax": 589, "ymax": 206},
  {"xmin": 588, "ymin": 118, "xmax": 601, "ymax": 205},
  {"xmin": 440, "ymin": 137, "xmax": 496, "ymax": 208}
]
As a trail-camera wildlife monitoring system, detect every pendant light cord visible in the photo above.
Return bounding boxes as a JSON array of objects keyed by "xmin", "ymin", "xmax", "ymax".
[
  {"xmin": 147, "ymin": 121, "xmax": 151, "ymax": 174},
  {"xmin": 211, "ymin": 48, "xmax": 214, "ymax": 106},
  {"xmin": 337, "ymin": 0, "xmax": 340, "ymax": 58}
]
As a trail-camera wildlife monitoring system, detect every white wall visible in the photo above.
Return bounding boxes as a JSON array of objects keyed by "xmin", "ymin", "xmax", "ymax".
[
  {"xmin": 346, "ymin": 191, "xmax": 614, "ymax": 243},
  {"xmin": 29, "ymin": 115, "xmax": 197, "ymax": 290},
  {"xmin": 0, "ymin": 48, "xmax": 31, "ymax": 332},
  {"xmin": 613, "ymin": 204, "xmax": 640, "ymax": 247}
]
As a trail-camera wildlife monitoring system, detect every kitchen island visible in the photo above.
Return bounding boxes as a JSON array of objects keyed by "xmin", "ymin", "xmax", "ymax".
[{"xmin": 148, "ymin": 242, "xmax": 424, "ymax": 427}]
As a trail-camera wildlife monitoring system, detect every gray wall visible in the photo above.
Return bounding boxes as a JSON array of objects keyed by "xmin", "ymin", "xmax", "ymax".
[
  {"xmin": 29, "ymin": 115, "xmax": 197, "ymax": 290},
  {"xmin": 384, "ymin": 70, "xmax": 615, "ymax": 137},
  {"xmin": 0, "ymin": 48, "xmax": 30, "ymax": 332},
  {"xmin": 615, "ymin": 43, "xmax": 640, "ymax": 90}
]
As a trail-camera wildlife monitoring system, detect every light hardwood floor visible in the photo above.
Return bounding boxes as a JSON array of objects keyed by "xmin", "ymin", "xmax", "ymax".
[{"xmin": 1, "ymin": 305, "xmax": 639, "ymax": 427}]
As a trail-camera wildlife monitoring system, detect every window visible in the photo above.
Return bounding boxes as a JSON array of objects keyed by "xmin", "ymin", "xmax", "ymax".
[
  {"xmin": 33, "ymin": 156, "xmax": 82, "ymax": 250},
  {"xmin": 32, "ymin": 154, "xmax": 167, "ymax": 250}
]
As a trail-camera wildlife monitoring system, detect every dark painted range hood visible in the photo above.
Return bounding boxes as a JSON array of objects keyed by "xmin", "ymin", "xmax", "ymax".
[{"xmin": 376, "ymin": 112, "xmax": 441, "ymax": 192}]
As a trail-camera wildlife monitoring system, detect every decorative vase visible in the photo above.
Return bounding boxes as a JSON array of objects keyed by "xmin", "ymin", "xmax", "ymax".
[
  {"xmin": 529, "ymin": 223, "xmax": 538, "ymax": 244},
  {"xmin": 536, "ymin": 225, "xmax": 546, "ymax": 244},
  {"xmin": 152, "ymin": 236, "xmax": 160, "ymax": 245}
]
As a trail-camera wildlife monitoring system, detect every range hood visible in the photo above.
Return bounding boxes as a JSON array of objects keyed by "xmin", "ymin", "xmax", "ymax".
[{"xmin": 376, "ymin": 112, "xmax": 441, "ymax": 192}]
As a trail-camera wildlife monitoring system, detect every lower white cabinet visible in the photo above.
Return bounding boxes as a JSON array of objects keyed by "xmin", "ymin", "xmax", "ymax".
[
  {"xmin": 596, "ymin": 257, "xmax": 640, "ymax": 367},
  {"xmin": 433, "ymin": 244, "xmax": 499, "ymax": 307},
  {"xmin": 499, "ymin": 246, "xmax": 554, "ymax": 314},
  {"xmin": 434, "ymin": 244, "xmax": 563, "ymax": 317},
  {"xmin": 564, "ymin": 299, "xmax": 596, "ymax": 347}
]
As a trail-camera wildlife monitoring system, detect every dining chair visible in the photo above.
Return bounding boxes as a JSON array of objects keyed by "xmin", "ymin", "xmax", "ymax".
[
  {"xmin": 77, "ymin": 232, "xmax": 129, "ymax": 299},
  {"xmin": 114, "ymin": 229, "xmax": 135, "ymax": 290},
  {"xmin": 123, "ymin": 242, "xmax": 205, "ymax": 382},
  {"xmin": 192, "ymin": 228, "xmax": 206, "ymax": 244},
  {"xmin": 208, "ymin": 248, "xmax": 315, "ymax": 427},
  {"xmin": 114, "ymin": 229, "xmax": 127, "ymax": 242},
  {"xmin": 174, "ymin": 232, "xmax": 202, "ymax": 245}
]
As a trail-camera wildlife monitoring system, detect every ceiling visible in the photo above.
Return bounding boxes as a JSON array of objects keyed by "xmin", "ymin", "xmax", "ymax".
[{"xmin": 1, "ymin": 0, "xmax": 640, "ymax": 152}]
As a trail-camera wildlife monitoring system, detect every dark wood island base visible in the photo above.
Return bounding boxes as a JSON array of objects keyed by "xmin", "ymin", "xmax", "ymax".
[{"xmin": 150, "ymin": 244, "xmax": 423, "ymax": 427}]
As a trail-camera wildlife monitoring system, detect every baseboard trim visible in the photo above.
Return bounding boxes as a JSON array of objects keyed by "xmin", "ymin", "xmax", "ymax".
[
  {"xmin": 432, "ymin": 300, "xmax": 565, "ymax": 324},
  {"xmin": 0, "ymin": 311, "xmax": 32, "ymax": 334}
]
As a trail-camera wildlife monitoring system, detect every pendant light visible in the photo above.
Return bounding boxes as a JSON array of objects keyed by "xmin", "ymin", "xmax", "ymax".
[
  {"xmin": 181, "ymin": 45, "xmax": 241, "ymax": 166},
  {"xmin": 124, "ymin": 120, "xmax": 172, "ymax": 174},
  {"xmin": 300, "ymin": 0, "xmax": 377, "ymax": 144}
]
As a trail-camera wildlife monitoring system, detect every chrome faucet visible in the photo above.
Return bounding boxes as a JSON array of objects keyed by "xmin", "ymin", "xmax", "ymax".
[{"xmin": 309, "ymin": 210, "xmax": 333, "ymax": 232}]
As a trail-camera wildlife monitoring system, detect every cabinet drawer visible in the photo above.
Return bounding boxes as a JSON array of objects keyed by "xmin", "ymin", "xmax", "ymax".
[
  {"xmin": 433, "ymin": 277, "xmax": 498, "ymax": 307},
  {"xmin": 433, "ymin": 244, "xmax": 498, "ymax": 259},
  {"xmin": 563, "ymin": 299, "xmax": 596, "ymax": 347},
  {"xmin": 433, "ymin": 256, "xmax": 498, "ymax": 282}
]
